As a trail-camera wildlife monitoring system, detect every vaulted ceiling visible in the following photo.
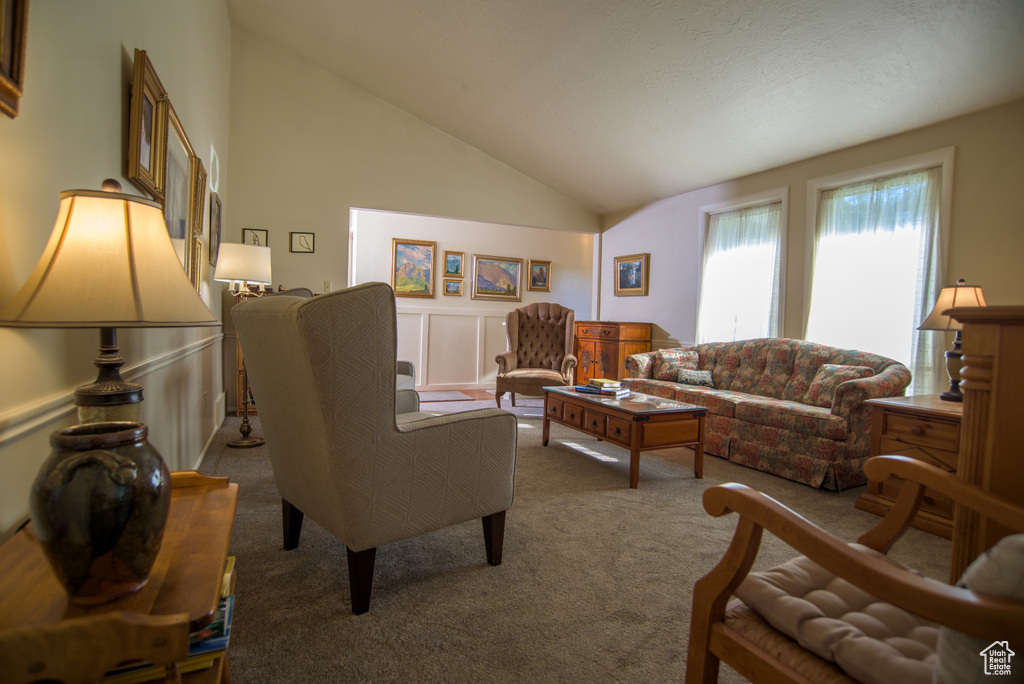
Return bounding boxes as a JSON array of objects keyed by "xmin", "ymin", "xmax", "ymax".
[{"xmin": 227, "ymin": 0, "xmax": 1024, "ymax": 216}]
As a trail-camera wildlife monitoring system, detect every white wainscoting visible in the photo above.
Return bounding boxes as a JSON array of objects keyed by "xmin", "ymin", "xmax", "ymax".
[{"xmin": 396, "ymin": 305, "xmax": 512, "ymax": 391}]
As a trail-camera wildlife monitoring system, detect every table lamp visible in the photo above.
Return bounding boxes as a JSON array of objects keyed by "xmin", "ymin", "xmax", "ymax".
[
  {"xmin": 918, "ymin": 278, "xmax": 986, "ymax": 401},
  {"xmin": 0, "ymin": 180, "xmax": 219, "ymax": 421},
  {"xmin": 214, "ymin": 242, "xmax": 272, "ymax": 448}
]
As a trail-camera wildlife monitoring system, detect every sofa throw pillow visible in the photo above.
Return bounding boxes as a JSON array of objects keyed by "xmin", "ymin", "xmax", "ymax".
[
  {"xmin": 652, "ymin": 349, "xmax": 698, "ymax": 381},
  {"xmin": 935, "ymin": 534, "xmax": 1024, "ymax": 684},
  {"xmin": 805, "ymin": 364, "xmax": 875, "ymax": 408},
  {"xmin": 676, "ymin": 368, "xmax": 714, "ymax": 387}
]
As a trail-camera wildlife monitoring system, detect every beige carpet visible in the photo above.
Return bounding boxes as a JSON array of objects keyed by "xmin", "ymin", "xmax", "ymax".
[{"xmin": 199, "ymin": 407, "xmax": 950, "ymax": 683}]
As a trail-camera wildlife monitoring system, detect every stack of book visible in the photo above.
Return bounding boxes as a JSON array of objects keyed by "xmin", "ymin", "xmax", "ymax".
[
  {"xmin": 574, "ymin": 378, "xmax": 630, "ymax": 398},
  {"xmin": 100, "ymin": 557, "xmax": 236, "ymax": 683}
]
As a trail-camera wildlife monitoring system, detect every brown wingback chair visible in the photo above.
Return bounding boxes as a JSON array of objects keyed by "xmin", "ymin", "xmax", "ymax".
[{"xmin": 495, "ymin": 302, "xmax": 576, "ymax": 408}]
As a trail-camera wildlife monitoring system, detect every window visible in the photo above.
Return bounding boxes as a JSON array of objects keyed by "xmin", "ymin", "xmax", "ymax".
[
  {"xmin": 805, "ymin": 161, "xmax": 947, "ymax": 395},
  {"xmin": 696, "ymin": 200, "xmax": 783, "ymax": 343}
]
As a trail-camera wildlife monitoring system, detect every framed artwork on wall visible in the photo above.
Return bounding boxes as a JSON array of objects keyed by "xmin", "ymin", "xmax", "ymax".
[
  {"xmin": 392, "ymin": 238, "xmax": 436, "ymax": 298},
  {"xmin": 443, "ymin": 279, "xmax": 463, "ymax": 296},
  {"xmin": 0, "ymin": 0, "xmax": 28, "ymax": 118},
  {"xmin": 528, "ymin": 259, "xmax": 551, "ymax": 292},
  {"xmin": 472, "ymin": 254, "xmax": 523, "ymax": 302},
  {"xmin": 209, "ymin": 192, "xmax": 222, "ymax": 266},
  {"xmin": 290, "ymin": 232, "xmax": 315, "ymax": 253},
  {"xmin": 127, "ymin": 49, "xmax": 168, "ymax": 200},
  {"xmin": 443, "ymin": 250, "xmax": 464, "ymax": 278},
  {"xmin": 163, "ymin": 104, "xmax": 203, "ymax": 292},
  {"xmin": 614, "ymin": 253, "xmax": 650, "ymax": 297},
  {"xmin": 242, "ymin": 228, "xmax": 268, "ymax": 247}
]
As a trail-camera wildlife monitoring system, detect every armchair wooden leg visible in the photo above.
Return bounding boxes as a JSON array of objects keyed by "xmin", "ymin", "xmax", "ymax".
[
  {"xmin": 511, "ymin": 393, "xmax": 516, "ymax": 407},
  {"xmin": 482, "ymin": 511, "xmax": 506, "ymax": 566},
  {"xmin": 495, "ymin": 391, "xmax": 502, "ymax": 408},
  {"xmin": 346, "ymin": 547, "xmax": 377, "ymax": 615},
  {"xmin": 282, "ymin": 499, "xmax": 304, "ymax": 550}
]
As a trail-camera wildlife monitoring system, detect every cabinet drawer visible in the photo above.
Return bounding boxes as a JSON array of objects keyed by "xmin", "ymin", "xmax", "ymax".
[
  {"xmin": 882, "ymin": 413, "xmax": 959, "ymax": 451},
  {"xmin": 562, "ymin": 401, "xmax": 584, "ymax": 428},
  {"xmin": 577, "ymin": 324, "xmax": 617, "ymax": 339},
  {"xmin": 546, "ymin": 397, "xmax": 564, "ymax": 422},
  {"xmin": 605, "ymin": 416, "xmax": 631, "ymax": 446},
  {"xmin": 583, "ymin": 408, "xmax": 606, "ymax": 436}
]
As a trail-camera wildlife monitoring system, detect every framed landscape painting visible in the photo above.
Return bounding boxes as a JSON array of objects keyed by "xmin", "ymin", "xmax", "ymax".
[
  {"xmin": 443, "ymin": 279, "xmax": 463, "ymax": 296},
  {"xmin": 392, "ymin": 238, "xmax": 436, "ymax": 298},
  {"xmin": 528, "ymin": 259, "xmax": 551, "ymax": 292},
  {"xmin": 614, "ymin": 253, "xmax": 650, "ymax": 296},
  {"xmin": 472, "ymin": 254, "xmax": 523, "ymax": 302},
  {"xmin": 443, "ymin": 250, "xmax": 464, "ymax": 278}
]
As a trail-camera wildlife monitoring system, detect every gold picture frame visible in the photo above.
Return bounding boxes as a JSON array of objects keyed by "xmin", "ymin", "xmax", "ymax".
[
  {"xmin": 0, "ymin": 0, "xmax": 28, "ymax": 118},
  {"xmin": 392, "ymin": 238, "xmax": 436, "ymax": 298},
  {"xmin": 527, "ymin": 259, "xmax": 551, "ymax": 292},
  {"xmin": 471, "ymin": 254, "xmax": 523, "ymax": 302},
  {"xmin": 163, "ymin": 103, "xmax": 203, "ymax": 292},
  {"xmin": 443, "ymin": 279, "xmax": 463, "ymax": 296},
  {"xmin": 127, "ymin": 49, "xmax": 169, "ymax": 201},
  {"xmin": 443, "ymin": 250, "xmax": 465, "ymax": 278},
  {"xmin": 614, "ymin": 253, "xmax": 650, "ymax": 297}
]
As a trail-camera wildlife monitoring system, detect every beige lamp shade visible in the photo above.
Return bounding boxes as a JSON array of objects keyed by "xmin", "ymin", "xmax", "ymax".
[
  {"xmin": 214, "ymin": 243, "xmax": 272, "ymax": 286},
  {"xmin": 919, "ymin": 279, "xmax": 987, "ymax": 331},
  {"xmin": 0, "ymin": 189, "xmax": 218, "ymax": 328}
]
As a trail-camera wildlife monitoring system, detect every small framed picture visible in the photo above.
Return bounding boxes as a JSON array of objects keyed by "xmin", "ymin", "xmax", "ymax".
[
  {"xmin": 471, "ymin": 254, "xmax": 523, "ymax": 302},
  {"xmin": 209, "ymin": 192, "xmax": 222, "ymax": 266},
  {"xmin": 443, "ymin": 279, "xmax": 463, "ymax": 296},
  {"xmin": 444, "ymin": 250, "xmax": 465, "ymax": 278},
  {"xmin": 614, "ymin": 253, "xmax": 650, "ymax": 296},
  {"xmin": 528, "ymin": 259, "xmax": 551, "ymax": 292},
  {"xmin": 242, "ymin": 228, "xmax": 268, "ymax": 247},
  {"xmin": 290, "ymin": 232, "xmax": 315, "ymax": 253},
  {"xmin": 392, "ymin": 238, "xmax": 436, "ymax": 298},
  {"xmin": 127, "ymin": 49, "xmax": 168, "ymax": 200}
]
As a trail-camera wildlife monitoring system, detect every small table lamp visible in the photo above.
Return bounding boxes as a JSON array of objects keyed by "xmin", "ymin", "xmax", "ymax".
[
  {"xmin": 214, "ymin": 242, "xmax": 272, "ymax": 448},
  {"xmin": 0, "ymin": 181, "xmax": 219, "ymax": 421},
  {"xmin": 919, "ymin": 278, "xmax": 986, "ymax": 401}
]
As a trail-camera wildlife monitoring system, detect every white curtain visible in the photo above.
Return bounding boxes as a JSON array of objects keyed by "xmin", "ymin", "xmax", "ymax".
[
  {"xmin": 805, "ymin": 167, "xmax": 943, "ymax": 395},
  {"xmin": 696, "ymin": 202, "xmax": 782, "ymax": 343}
]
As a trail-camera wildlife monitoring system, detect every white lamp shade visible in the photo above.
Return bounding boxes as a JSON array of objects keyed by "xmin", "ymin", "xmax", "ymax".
[
  {"xmin": 0, "ymin": 190, "xmax": 218, "ymax": 328},
  {"xmin": 919, "ymin": 281, "xmax": 987, "ymax": 332},
  {"xmin": 214, "ymin": 243, "xmax": 272, "ymax": 286}
]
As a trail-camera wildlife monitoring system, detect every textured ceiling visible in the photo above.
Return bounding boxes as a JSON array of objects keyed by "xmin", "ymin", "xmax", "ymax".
[{"xmin": 227, "ymin": 0, "xmax": 1024, "ymax": 215}]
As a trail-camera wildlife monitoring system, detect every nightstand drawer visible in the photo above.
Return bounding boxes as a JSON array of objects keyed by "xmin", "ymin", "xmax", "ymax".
[
  {"xmin": 882, "ymin": 413, "xmax": 959, "ymax": 451},
  {"xmin": 576, "ymin": 324, "xmax": 618, "ymax": 339}
]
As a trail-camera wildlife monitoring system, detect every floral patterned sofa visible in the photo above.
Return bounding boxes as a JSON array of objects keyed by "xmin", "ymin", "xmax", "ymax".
[{"xmin": 623, "ymin": 339, "xmax": 911, "ymax": 490}]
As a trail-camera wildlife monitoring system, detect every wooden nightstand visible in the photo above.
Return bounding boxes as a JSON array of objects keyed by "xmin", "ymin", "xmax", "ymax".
[
  {"xmin": 854, "ymin": 395, "xmax": 962, "ymax": 538},
  {"xmin": 574, "ymin": 321, "xmax": 652, "ymax": 384}
]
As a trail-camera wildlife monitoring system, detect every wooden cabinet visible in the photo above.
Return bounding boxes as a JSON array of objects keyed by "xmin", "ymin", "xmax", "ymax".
[
  {"xmin": 947, "ymin": 306, "xmax": 1024, "ymax": 580},
  {"xmin": 854, "ymin": 395, "xmax": 962, "ymax": 538},
  {"xmin": 574, "ymin": 321, "xmax": 652, "ymax": 384}
]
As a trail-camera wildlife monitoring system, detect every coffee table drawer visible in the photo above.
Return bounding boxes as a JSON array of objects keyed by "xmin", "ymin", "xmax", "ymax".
[
  {"xmin": 546, "ymin": 396, "xmax": 564, "ymax": 422},
  {"xmin": 562, "ymin": 400, "xmax": 584, "ymax": 428},
  {"xmin": 583, "ymin": 408, "xmax": 606, "ymax": 436},
  {"xmin": 605, "ymin": 416, "xmax": 631, "ymax": 446},
  {"xmin": 643, "ymin": 420, "xmax": 700, "ymax": 447}
]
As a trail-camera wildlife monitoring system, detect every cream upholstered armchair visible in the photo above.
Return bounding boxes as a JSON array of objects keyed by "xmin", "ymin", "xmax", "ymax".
[
  {"xmin": 232, "ymin": 282, "xmax": 517, "ymax": 614},
  {"xmin": 687, "ymin": 455, "xmax": 1024, "ymax": 684},
  {"xmin": 495, "ymin": 302, "xmax": 576, "ymax": 408}
]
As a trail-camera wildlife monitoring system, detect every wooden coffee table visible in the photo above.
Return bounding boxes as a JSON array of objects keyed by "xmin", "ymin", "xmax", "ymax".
[{"xmin": 542, "ymin": 387, "xmax": 707, "ymax": 488}]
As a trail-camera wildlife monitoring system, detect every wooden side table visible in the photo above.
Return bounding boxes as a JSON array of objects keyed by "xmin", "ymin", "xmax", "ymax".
[
  {"xmin": 854, "ymin": 395, "xmax": 962, "ymax": 538},
  {"xmin": 0, "ymin": 472, "xmax": 238, "ymax": 683},
  {"xmin": 574, "ymin": 321, "xmax": 652, "ymax": 384}
]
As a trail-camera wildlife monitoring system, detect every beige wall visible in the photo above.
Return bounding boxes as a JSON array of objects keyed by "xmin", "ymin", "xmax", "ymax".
[
  {"xmin": 0, "ymin": 1, "xmax": 232, "ymax": 534},
  {"xmin": 600, "ymin": 99, "xmax": 1024, "ymax": 359},
  {"xmin": 226, "ymin": 29, "xmax": 600, "ymax": 295}
]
